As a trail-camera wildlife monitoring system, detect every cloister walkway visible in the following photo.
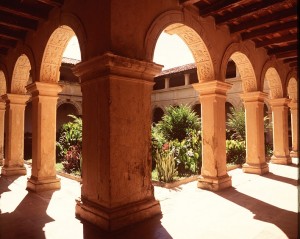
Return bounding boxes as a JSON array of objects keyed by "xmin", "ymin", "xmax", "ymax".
[{"xmin": 0, "ymin": 161, "xmax": 299, "ymax": 239}]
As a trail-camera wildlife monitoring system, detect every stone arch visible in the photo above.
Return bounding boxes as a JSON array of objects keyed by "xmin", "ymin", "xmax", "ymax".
[
  {"xmin": 57, "ymin": 99, "xmax": 82, "ymax": 115},
  {"xmin": 40, "ymin": 25, "xmax": 77, "ymax": 83},
  {"xmin": 264, "ymin": 68, "xmax": 283, "ymax": 99},
  {"xmin": 145, "ymin": 10, "xmax": 215, "ymax": 82},
  {"xmin": 287, "ymin": 77, "xmax": 298, "ymax": 102},
  {"xmin": 11, "ymin": 54, "xmax": 31, "ymax": 94},
  {"xmin": 59, "ymin": 12, "xmax": 87, "ymax": 61},
  {"xmin": 0, "ymin": 70, "xmax": 7, "ymax": 96},
  {"xmin": 221, "ymin": 43, "xmax": 257, "ymax": 92}
]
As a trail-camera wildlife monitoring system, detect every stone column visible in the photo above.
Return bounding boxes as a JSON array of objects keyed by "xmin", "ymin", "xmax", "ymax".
[
  {"xmin": 184, "ymin": 73, "xmax": 190, "ymax": 85},
  {"xmin": 241, "ymin": 92, "xmax": 269, "ymax": 175},
  {"xmin": 26, "ymin": 82, "xmax": 62, "ymax": 192},
  {"xmin": 1, "ymin": 94, "xmax": 29, "ymax": 176},
  {"xmin": 73, "ymin": 53, "xmax": 163, "ymax": 231},
  {"xmin": 0, "ymin": 100, "xmax": 5, "ymax": 166},
  {"xmin": 269, "ymin": 98, "xmax": 291, "ymax": 164},
  {"xmin": 289, "ymin": 101, "xmax": 298, "ymax": 158},
  {"xmin": 193, "ymin": 81, "xmax": 232, "ymax": 191},
  {"xmin": 164, "ymin": 77, "xmax": 170, "ymax": 89}
]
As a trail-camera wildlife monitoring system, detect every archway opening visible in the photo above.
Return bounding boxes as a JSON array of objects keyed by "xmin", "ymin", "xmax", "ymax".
[{"xmin": 152, "ymin": 107, "xmax": 164, "ymax": 124}]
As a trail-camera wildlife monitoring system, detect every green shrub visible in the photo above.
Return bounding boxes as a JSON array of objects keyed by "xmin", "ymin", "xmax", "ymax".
[
  {"xmin": 226, "ymin": 140, "xmax": 246, "ymax": 165},
  {"xmin": 151, "ymin": 105, "xmax": 202, "ymax": 176},
  {"xmin": 155, "ymin": 148, "xmax": 178, "ymax": 183},
  {"xmin": 62, "ymin": 144, "xmax": 82, "ymax": 175}
]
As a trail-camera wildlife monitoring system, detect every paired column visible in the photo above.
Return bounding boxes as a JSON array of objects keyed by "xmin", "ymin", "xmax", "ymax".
[
  {"xmin": 0, "ymin": 100, "xmax": 5, "ymax": 166},
  {"xmin": 289, "ymin": 101, "xmax": 298, "ymax": 158},
  {"xmin": 194, "ymin": 81, "xmax": 232, "ymax": 191},
  {"xmin": 26, "ymin": 82, "xmax": 62, "ymax": 192},
  {"xmin": 1, "ymin": 94, "xmax": 29, "ymax": 176},
  {"xmin": 241, "ymin": 92, "xmax": 269, "ymax": 175},
  {"xmin": 269, "ymin": 98, "xmax": 291, "ymax": 164},
  {"xmin": 73, "ymin": 53, "xmax": 163, "ymax": 231}
]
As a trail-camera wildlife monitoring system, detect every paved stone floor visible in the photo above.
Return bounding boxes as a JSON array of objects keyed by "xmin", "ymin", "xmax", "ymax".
[{"xmin": 0, "ymin": 160, "xmax": 299, "ymax": 239}]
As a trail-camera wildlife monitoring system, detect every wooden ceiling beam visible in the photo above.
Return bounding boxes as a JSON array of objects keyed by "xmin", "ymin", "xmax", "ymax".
[
  {"xmin": 283, "ymin": 57, "xmax": 297, "ymax": 63},
  {"xmin": 0, "ymin": 11, "xmax": 38, "ymax": 31},
  {"xmin": 255, "ymin": 34, "xmax": 296, "ymax": 48},
  {"xmin": 0, "ymin": 48, "xmax": 8, "ymax": 55},
  {"xmin": 0, "ymin": 38, "xmax": 17, "ymax": 48},
  {"xmin": 275, "ymin": 50, "xmax": 297, "ymax": 59},
  {"xmin": 230, "ymin": 7, "xmax": 297, "ymax": 34},
  {"xmin": 268, "ymin": 43, "xmax": 298, "ymax": 55},
  {"xmin": 0, "ymin": 27, "xmax": 26, "ymax": 41},
  {"xmin": 197, "ymin": 0, "xmax": 241, "ymax": 17},
  {"xmin": 289, "ymin": 62, "xmax": 298, "ymax": 67},
  {"xmin": 215, "ymin": 0, "xmax": 284, "ymax": 24},
  {"xmin": 0, "ymin": 0, "xmax": 47, "ymax": 21},
  {"xmin": 36, "ymin": 0, "xmax": 64, "ymax": 7},
  {"xmin": 241, "ymin": 20, "xmax": 297, "ymax": 41}
]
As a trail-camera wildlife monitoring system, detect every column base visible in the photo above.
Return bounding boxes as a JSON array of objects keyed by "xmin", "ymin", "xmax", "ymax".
[
  {"xmin": 27, "ymin": 176, "xmax": 61, "ymax": 192},
  {"xmin": 242, "ymin": 162, "xmax": 269, "ymax": 175},
  {"xmin": 270, "ymin": 155, "xmax": 292, "ymax": 165},
  {"xmin": 75, "ymin": 197, "xmax": 161, "ymax": 231},
  {"xmin": 1, "ymin": 165, "xmax": 26, "ymax": 176},
  {"xmin": 290, "ymin": 151, "xmax": 299, "ymax": 158},
  {"xmin": 197, "ymin": 174, "xmax": 232, "ymax": 191}
]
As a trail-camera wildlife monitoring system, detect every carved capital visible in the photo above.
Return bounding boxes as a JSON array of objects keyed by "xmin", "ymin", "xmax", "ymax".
[
  {"xmin": 1, "ymin": 93, "xmax": 30, "ymax": 105},
  {"xmin": 240, "ymin": 91, "xmax": 268, "ymax": 103},
  {"xmin": 193, "ymin": 80, "xmax": 232, "ymax": 96},
  {"xmin": 26, "ymin": 82, "xmax": 62, "ymax": 97}
]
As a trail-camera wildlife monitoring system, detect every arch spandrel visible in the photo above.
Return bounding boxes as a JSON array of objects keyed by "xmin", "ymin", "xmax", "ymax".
[
  {"xmin": 11, "ymin": 54, "xmax": 31, "ymax": 94},
  {"xmin": 0, "ymin": 71, "xmax": 6, "ymax": 96},
  {"xmin": 265, "ymin": 67, "xmax": 283, "ymax": 99},
  {"xmin": 287, "ymin": 77, "xmax": 298, "ymax": 102},
  {"xmin": 40, "ymin": 25, "xmax": 75, "ymax": 83},
  {"xmin": 230, "ymin": 52, "xmax": 257, "ymax": 93}
]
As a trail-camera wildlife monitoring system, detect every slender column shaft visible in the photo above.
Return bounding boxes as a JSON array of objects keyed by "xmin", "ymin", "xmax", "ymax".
[
  {"xmin": 0, "ymin": 101, "xmax": 5, "ymax": 166},
  {"xmin": 1, "ymin": 94, "xmax": 29, "ymax": 176},
  {"xmin": 289, "ymin": 101, "xmax": 298, "ymax": 158},
  {"xmin": 164, "ymin": 77, "xmax": 170, "ymax": 89},
  {"xmin": 241, "ymin": 92, "xmax": 269, "ymax": 175},
  {"xmin": 184, "ymin": 73, "xmax": 190, "ymax": 85},
  {"xmin": 269, "ymin": 98, "xmax": 291, "ymax": 164},
  {"xmin": 194, "ymin": 81, "xmax": 232, "ymax": 191},
  {"xmin": 26, "ymin": 82, "xmax": 62, "ymax": 192},
  {"xmin": 73, "ymin": 53, "xmax": 163, "ymax": 231}
]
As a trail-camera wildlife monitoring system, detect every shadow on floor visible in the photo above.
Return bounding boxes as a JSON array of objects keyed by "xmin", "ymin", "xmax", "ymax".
[
  {"xmin": 0, "ymin": 176, "xmax": 55, "ymax": 239},
  {"xmin": 262, "ymin": 172, "xmax": 299, "ymax": 186},
  {"xmin": 215, "ymin": 187, "xmax": 298, "ymax": 238},
  {"xmin": 81, "ymin": 214, "xmax": 173, "ymax": 239}
]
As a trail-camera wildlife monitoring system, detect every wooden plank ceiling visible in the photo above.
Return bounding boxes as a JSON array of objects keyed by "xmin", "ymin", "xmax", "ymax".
[
  {"xmin": 181, "ymin": 0, "xmax": 298, "ymax": 71},
  {"xmin": 0, "ymin": 0, "xmax": 298, "ymax": 72}
]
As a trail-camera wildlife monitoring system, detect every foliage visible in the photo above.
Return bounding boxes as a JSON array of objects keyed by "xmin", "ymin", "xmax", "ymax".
[
  {"xmin": 56, "ymin": 115, "xmax": 82, "ymax": 162},
  {"xmin": 62, "ymin": 144, "xmax": 82, "ymax": 174},
  {"xmin": 226, "ymin": 140, "xmax": 246, "ymax": 165},
  {"xmin": 226, "ymin": 107, "xmax": 246, "ymax": 141},
  {"xmin": 56, "ymin": 115, "xmax": 82, "ymax": 174},
  {"xmin": 151, "ymin": 105, "xmax": 202, "ymax": 176},
  {"xmin": 155, "ymin": 105, "xmax": 201, "ymax": 141},
  {"xmin": 155, "ymin": 147, "xmax": 178, "ymax": 183},
  {"xmin": 265, "ymin": 142, "xmax": 273, "ymax": 160}
]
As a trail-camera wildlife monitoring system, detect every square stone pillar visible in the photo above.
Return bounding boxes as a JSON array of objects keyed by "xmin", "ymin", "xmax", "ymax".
[
  {"xmin": 241, "ymin": 92, "xmax": 269, "ymax": 175},
  {"xmin": 289, "ymin": 101, "xmax": 298, "ymax": 158},
  {"xmin": 26, "ymin": 82, "xmax": 62, "ymax": 192},
  {"xmin": 193, "ymin": 81, "xmax": 232, "ymax": 191},
  {"xmin": 1, "ymin": 94, "xmax": 29, "ymax": 176},
  {"xmin": 0, "ymin": 101, "xmax": 5, "ymax": 166},
  {"xmin": 72, "ymin": 53, "xmax": 163, "ymax": 231},
  {"xmin": 269, "ymin": 98, "xmax": 291, "ymax": 165}
]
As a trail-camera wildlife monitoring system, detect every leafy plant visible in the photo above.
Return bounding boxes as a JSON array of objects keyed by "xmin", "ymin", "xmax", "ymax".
[
  {"xmin": 226, "ymin": 139, "xmax": 246, "ymax": 165},
  {"xmin": 56, "ymin": 114, "xmax": 82, "ymax": 162},
  {"xmin": 226, "ymin": 107, "xmax": 246, "ymax": 141},
  {"xmin": 155, "ymin": 148, "xmax": 178, "ymax": 183},
  {"xmin": 62, "ymin": 144, "xmax": 82, "ymax": 174}
]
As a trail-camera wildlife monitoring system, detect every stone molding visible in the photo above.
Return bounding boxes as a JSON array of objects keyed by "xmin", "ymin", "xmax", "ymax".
[
  {"xmin": 73, "ymin": 52, "xmax": 163, "ymax": 84},
  {"xmin": 193, "ymin": 80, "xmax": 232, "ymax": 96},
  {"xmin": 1, "ymin": 93, "xmax": 30, "ymax": 105},
  {"xmin": 26, "ymin": 82, "xmax": 62, "ymax": 97},
  {"xmin": 240, "ymin": 91, "xmax": 267, "ymax": 102}
]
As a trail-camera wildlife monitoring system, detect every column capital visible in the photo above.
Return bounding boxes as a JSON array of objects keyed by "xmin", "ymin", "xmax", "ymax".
[
  {"xmin": 26, "ymin": 82, "xmax": 62, "ymax": 97},
  {"xmin": 240, "ymin": 91, "xmax": 268, "ymax": 103},
  {"xmin": 0, "ymin": 100, "xmax": 5, "ymax": 110},
  {"xmin": 1, "ymin": 93, "xmax": 30, "ymax": 105},
  {"xmin": 289, "ymin": 101, "xmax": 298, "ymax": 110},
  {"xmin": 269, "ymin": 97, "xmax": 291, "ymax": 107},
  {"xmin": 73, "ymin": 52, "xmax": 163, "ymax": 84},
  {"xmin": 193, "ymin": 81, "xmax": 232, "ymax": 96}
]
